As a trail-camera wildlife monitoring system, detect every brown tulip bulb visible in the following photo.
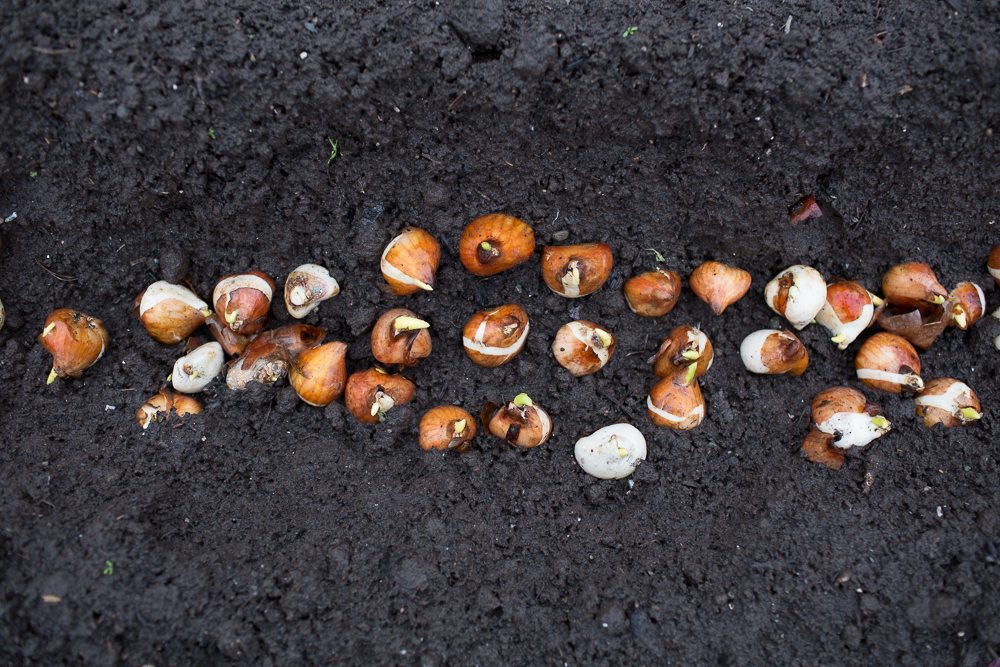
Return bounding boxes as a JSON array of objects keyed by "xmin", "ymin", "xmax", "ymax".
[
  {"xmin": 646, "ymin": 376, "xmax": 705, "ymax": 430},
  {"xmin": 810, "ymin": 387, "xmax": 890, "ymax": 450},
  {"xmin": 284, "ymin": 264, "xmax": 340, "ymax": 318},
  {"xmin": 213, "ymin": 270, "xmax": 275, "ymax": 335},
  {"xmin": 989, "ymin": 244, "xmax": 1000, "ymax": 287},
  {"xmin": 257, "ymin": 324, "xmax": 327, "ymax": 359},
  {"xmin": 540, "ymin": 243, "xmax": 613, "ymax": 298},
  {"xmin": 462, "ymin": 304, "xmax": 530, "ymax": 367},
  {"xmin": 136, "ymin": 388, "xmax": 202, "ymax": 430},
  {"xmin": 458, "ymin": 213, "xmax": 536, "ymax": 277},
  {"xmin": 371, "ymin": 308, "xmax": 432, "ymax": 367},
  {"xmin": 801, "ymin": 429, "xmax": 845, "ymax": 470},
  {"xmin": 651, "ymin": 326, "xmax": 714, "ymax": 383},
  {"xmin": 206, "ymin": 313, "xmax": 252, "ymax": 357},
  {"xmin": 226, "ymin": 339, "xmax": 290, "ymax": 390},
  {"xmin": 689, "ymin": 261, "xmax": 752, "ymax": 315},
  {"xmin": 854, "ymin": 332, "xmax": 923, "ymax": 394},
  {"xmin": 881, "ymin": 262, "xmax": 947, "ymax": 313},
  {"xmin": 419, "ymin": 405, "xmax": 477, "ymax": 451},
  {"xmin": 289, "ymin": 341, "xmax": 348, "ymax": 406},
  {"xmin": 914, "ymin": 378, "xmax": 982, "ymax": 428},
  {"xmin": 764, "ymin": 265, "xmax": 827, "ymax": 330},
  {"xmin": 943, "ymin": 281, "xmax": 986, "ymax": 330},
  {"xmin": 134, "ymin": 281, "xmax": 210, "ymax": 344},
  {"xmin": 344, "ymin": 368, "xmax": 416, "ymax": 424},
  {"xmin": 39, "ymin": 308, "xmax": 110, "ymax": 384},
  {"xmin": 380, "ymin": 227, "xmax": 441, "ymax": 295},
  {"xmin": 484, "ymin": 393, "xmax": 552, "ymax": 448},
  {"xmin": 739, "ymin": 329, "xmax": 809, "ymax": 377},
  {"xmin": 623, "ymin": 269, "xmax": 682, "ymax": 317},
  {"xmin": 551, "ymin": 320, "xmax": 615, "ymax": 377},
  {"xmin": 815, "ymin": 280, "xmax": 879, "ymax": 349}
]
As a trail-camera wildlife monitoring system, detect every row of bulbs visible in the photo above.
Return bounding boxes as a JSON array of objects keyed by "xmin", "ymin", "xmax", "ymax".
[{"xmin": 34, "ymin": 214, "xmax": 1000, "ymax": 479}]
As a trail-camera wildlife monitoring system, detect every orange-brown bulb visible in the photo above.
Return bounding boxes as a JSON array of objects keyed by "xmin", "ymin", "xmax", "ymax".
[
  {"xmin": 39, "ymin": 308, "xmax": 110, "ymax": 383},
  {"xmin": 459, "ymin": 213, "xmax": 535, "ymax": 277},
  {"xmin": 419, "ymin": 405, "xmax": 477, "ymax": 451},
  {"xmin": 371, "ymin": 308, "xmax": 432, "ymax": 367},
  {"xmin": 344, "ymin": 368, "xmax": 416, "ymax": 424},
  {"xmin": 623, "ymin": 269, "xmax": 682, "ymax": 317},
  {"xmin": 540, "ymin": 243, "xmax": 613, "ymax": 298},
  {"xmin": 289, "ymin": 341, "xmax": 348, "ymax": 407},
  {"xmin": 213, "ymin": 270, "xmax": 276, "ymax": 335},
  {"xmin": 689, "ymin": 261, "xmax": 752, "ymax": 315}
]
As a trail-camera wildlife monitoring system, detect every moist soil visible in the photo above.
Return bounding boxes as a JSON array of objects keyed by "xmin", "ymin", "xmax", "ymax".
[{"xmin": 1, "ymin": 1, "xmax": 999, "ymax": 665}]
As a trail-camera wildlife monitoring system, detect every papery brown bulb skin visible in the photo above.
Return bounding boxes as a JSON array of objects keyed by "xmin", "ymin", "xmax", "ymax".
[
  {"xmin": 810, "ymin": 386, "xmax": 872, "ymax": 424},
  {"xmin": 646, "ymin": 376, "xmax": 705, "ymax": 430},
  {"xmin": 226, "ymin": 339, "xmax": 290, "ymax": 390},
  {"xmin": 206, "ymin": 313, "xmax": 252, "ymax": 357},
  {"xmin": 881, "ymin": 262, "xmax": 947, "ymax": 313},
  {"xmin": 344, "ymin": 368, "xmax": 416, "ymax": 424},
  {"xmin": 801, "ymin": 429, "xmax": 845, "ymax": 470},
  {"xmin": 419, "ymin": 405, "xmax": 477, "ymax": 451},
  {"xmin": 459, "ymin": 213, "xmax": 536, "ymax": 277},
  {"xmin": 943, "ymin": 281, "xmax": 985, "ymax": 330},
  {"xmin": 989, "ymin": 244, "xmax": 1000, "ymax": 286},
  {"xmin": 134, "ymin": 281, "xmax": 209, "ymax": 344},
  {"xmin": 371, "ymin": 308, "xmax": 432, "ymax": 367},
  {"xmin": 540, "ymin": 243, "xmax": 614, "ymax": 298},
  {"xmin": 689, "ymin": 261, "xmax": 752, "ymax": 315},
  {"xmin": 652, "ymin": 326, "xmax": 714, "ymax": 380},
  {"xmin": 462, "ymin": 304, "xmax": 530, "ymax": 367},
  {"xmin": 739, "ymin": 329, "xmax": 809, "ymax": 376},
  {"xmin": 623, "ymin": 269, "xmax": 682, "ymax": 317},
  {"xmin": 136, "ymin": 388, "xmax": 202, "ymax": 429},
  {"xmin": 915, "ymin": 378, "xmax": 982, "ymax": 429},
  {"xmin": 484, "ymin": 396, "xmax": 553, "ymax": 448},
  {"xmin": 289, "ymin": 342, "xmax": 348, "ymax": 407},
  {"xmin": 257, "ymin": 324, "xmax": 327, "ymax": 359},
  {"xmin": 39, "ymin": 308, "xmax": 110, "ymax": 382},
  {"xmin": 854, "ymin": 332, "xmax": 923, "ymax": 394},
  {"xmin": 876, "ymin": 308, "xmax": 947, "ymax": 351},
  {"xmin": 380, "ymin": 227, "xmax": 441, "ymax": 295},
  {"xmin": 213, "ymin": 270, "xmax": 276, "ymax": 335},
  {"xmin": 551, "ymin": 320, "xmax": 615, "ymax": 377}
]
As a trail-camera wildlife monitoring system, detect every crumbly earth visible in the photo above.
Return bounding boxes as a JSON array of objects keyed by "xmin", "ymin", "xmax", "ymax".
[{"xmin": 1, "ymin": 1, "xmax": 998, "ymax": 664}]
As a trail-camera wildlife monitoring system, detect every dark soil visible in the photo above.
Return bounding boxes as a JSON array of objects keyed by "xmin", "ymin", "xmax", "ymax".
[{"xmin": 2, "ymin": 1, "xmax": 999, "ymax": 664}]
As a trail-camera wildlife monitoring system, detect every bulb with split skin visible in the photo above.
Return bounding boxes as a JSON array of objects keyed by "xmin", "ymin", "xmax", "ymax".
[
  {"xmin": 284, "ymin": 263, "xmax": 340, "ymax": 318},
  {"xmin": 689, "ymin": 261, "xmax": 752, "ymax": 315},
  {"xmin": 540, "ymin": 243, "xmax": 614, "ymax": 298},
  {"xmin": 171, "ymin": 342, "xmax": 224, "ymax": 393},
  {"xmin": 646, "ymin": 375, "xmax": 705, "ymax": 430},
  {"xmin": 623, "ymin": 269, "xmax": 682, "ymax": 317},
  {"xmin": 257, "ymin": 323, "xmax": 327, "ymax": 359},
  {"xmin": 380, "ymin": 227, "xmax": 441, "ymax": 295},
  {"xmin": 914, "ymin": 378, "xmax": 982, "ymax": 428},
  {"xmin": 881, "ymin": 262, "xmax": 947, "ymax": 313},
  {"xmin": 943, "ymin": 281, "xmax": 985, "ymax": 330},
  {"xmin": 226, "ymin": 338, "xmax": 290, "ymax": 390},
  {"xmin": 815, "ymin": 280, "xmax": 880, "ymax": 349},
  {"xmin": 206, "ymin": 313, "xmax": 252, "ymax": 357},
  {"xmin": 371, "ymin": 308, "xmax": 432, "ymax": 367},
  {"xmin": 651, "ymin": 325, "xmax": 714, "ymax": 383},
  {"xmin": 802, "ymin": 387, "xmax": 890, "ymax": 469},
  {"xmin": 419, "ymin": 405, "xmax": 477, "ymax": 451},
  {"xmin": 289, "ymin": 341, "xmax": 348, "ymax": 407},
  {"xmin": 39, "ymin": 308, "xmax": 110, "ymax": 384},
  {"xmin": 134, "ymin": 281, "xmax": 210, "ymax": 344},
  {"xmin": 854, "ymin": 332, "xmax": 923, "ymax": 394},
  {"xmin": 764, "ymin": 265, "xmax": 827, "ymax": 330},
  {"xmin": 483, "ymin": 393, "xmax": 553, "ymax": 448},
  {"xmin": 462, "ymin": 304, "xmax": 530, "ymax": 367},
  {"xmin": 551, "ymin": 320, "xmax": 615, "ymax": 377},
  {"xmin": 344, "ymin": 368, "xmax": 416, "ymax": 424},
  {"xmin": 574, "ymin": 423, "xmax": 647, "ymax": 479},
  {"xmin": 739, "ymin": 329, "xmax": 809, "ymax": 376},
  {"xmin": 458, "ymin": 213, "xmax": 536, "ymax": 277},
  {"xmin": 213, "ymin": 270, "xmax": 275, "ymax": 335},
  {"xmin": 136, "ymin": 388, "xmax": 202, "ymax": 430}
]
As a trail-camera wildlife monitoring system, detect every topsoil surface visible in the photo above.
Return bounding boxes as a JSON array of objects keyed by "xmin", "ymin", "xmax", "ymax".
[{"xmin": 1, "ymin": 1, "xmax": 999, "ymax": 665}]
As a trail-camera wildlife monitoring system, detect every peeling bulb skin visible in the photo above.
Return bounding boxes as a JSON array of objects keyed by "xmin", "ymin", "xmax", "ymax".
[
  {"xmin": 205, "ymin": 313, "xmax": 252, "ymax": 357},
  {"xmin": 854, "ymin": 332, "xmax": 923, "ymax": 394},
  {"xmin": 551, "ymin": 320, "xmax": 615, "ymax": 377},
  {"xmin": 689, "ymin": 261, "xmax": 752, "ymax": 315},
  {"xmin": 419, "ymin": 405, "xmax": 477, "ymax": 451},
  {"xmin": 989, "ymin": 244, "xmax": 1000, "ymax": 286},
  {"xmin": 344, "ymin": 368, "xmax": 416, "ymax": 424},
  {"xmin": 623, "ymin": 269, "xmax": 682, "ymax": 317},
  {"xmin": 739, "ymin": 329, "xmax": 809, "ymax": 376},
  {"xmin": 574, "ymin": 423, "xmax": 647, "ymax": 479},
  {"xmin": 284, "ymin": 264, "xmax": 339, "ymax": 318},
  {"xmin": 135, "ymin": 281, "xmax": 210, "ymax": 344},
  {"xmin": 226, "ymin": 339, "xmax": 290, "ymax": 390},
  {"xmin": 915, "ymin": 378, "xmax": 982, "ymax": 429},
  {"xmin": 371, "ymin": 308, "xmax": 432, "ymax": 367},
  {"xmin": 39, "ymin": 308, "xmax": 110, "ymax": 382},
  {"xmin": 458, "ymin": 213, "xmax": 536, "ymax": 277},
  {"xmin": 289, "ymin": 342, "xmax": 348, "ymax": 407},
  {"xmin": 485, "ymin": 395, "xmax": 553, "ymax": 448},
  {"xmin": 764, "ymin": 265, "xmax": 827, "ymax": 330},
  {"xmin": 810, "ymin": 386, "xmax": 890, "ymax": 450},
  {"xmin": 651, "ymin": 326, "xmax": 713, "ymax": 380},
  {"xmin": 258, "ymin": 324, "xmax": 327, "ymax": 360},
  {"xmin": 213, "ymin": 270, "xmax": 276, "ymax": 335},
  {"xmin": 380, "ymin": 227, "xmax": 441, "ymax": 295},
  {"xmin": 136, "ymin": 388, "xmax": 202, "ymax": 429},
  {"xmin": 462, "ymin": 304, "xmax": 530, "ymax": 367},
  {"xmin": 881, "ymin": 262, "xmax": 947, "ymax": 313},
  {"xmin": 801, "ymin": 429, "xmax": 845, "ymax": 470},
  {"xmin": 815, "ymin": 280, "xmax": 876, "ymax": 349},
  {"xmin": 540, "ymin": 243, "xmax": 614, "ymax": 298},
  {"xmin": 943, "ymin": 281, "xmax": 985, "ymax": 330},
  {"xmin": 646, "ymin": 376, "xmax": 705, "ymax": 430},
  {"xmin": 172, "ymin": 342, "xmax": 224, "ymax": 393}
]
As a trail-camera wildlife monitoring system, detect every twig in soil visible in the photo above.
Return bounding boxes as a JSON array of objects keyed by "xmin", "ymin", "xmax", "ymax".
[
  {"xmin": 34, "ymin": 259, "xmax": 77, "ymax": 282},
  {"xmin": 32, "ymin": 46, "xmax": 74, "ymax": 56},
  {"xmin": 419, "ymin": 154, "xmax": 442, "ymax": 165}
]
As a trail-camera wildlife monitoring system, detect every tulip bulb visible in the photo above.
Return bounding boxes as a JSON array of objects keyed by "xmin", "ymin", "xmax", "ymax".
[
  {"xmin": 371, "ymin": 308, "xmax": 432, "ymax": 367},
  {"xmin": 284, "ymin": 264, "xmax": 340, "ymax": 318},
  {"xmin": 739, "ymin": 329, "xmax": 809, "ymax": 376},
  {"xmin": 171, "ymin": 342, "xmax": 224, "ymax": 393},
  {"xmin": 815, "ymin": 280, "xmax": 878, "ymax": 349},
  {"xmin": 344, "ymin": 368, "xmax": 416, "ymax": 424},
  {"xmin": 226, "ymin": 339, "xmax": 290, "ymax": 390},
  {"xmin": 380, "ymin": 227, "xmax": 441, "ymax": 295},
  {"xmin": 136, "ymin": 388, "xmax": 202, "ymax": 430},
  {"xmin": 213, "ymin": 270, "xmax": 275, "ymax": 335},
  {"xmin": 540, "ymin": 243, "xmax": 613, "ymax": 298},
  {"xmin": 989, "ymin": 244, "xmax": 1000, "ymax": 286},
  {"xmin": 651, "ymin": 325, "xmax": 714, "ymax": 383},
  {"xmin": 764, "ymin": 265, "xmax": 827, "ymax": 330},
  {"xmin": 881, "ymin": 262, "xmax": 947, "ymax": 313},
  {"xmin": 623, "ymin": 269, "xmax": 682, "ymax": 317},
  {"xmin": 134, "ymin": 281, "xmax": 210, "ymax": 344},
  {"xmin": 484, "ymin": 393, "xmax": 552, "ymax": 448},
  {"xmin": 689, "ymin": 261, "xmax": 752, "ymax": 315},
  {"xmin": 289, "ymin": 341, "xmax": 348, "ymax": 406},
  {"xmin": 810, "ymin": 386, "xmax": 890, "ymax": 450},
  {"xmin": 257, "ymin": 324, "xmax": 327, "ymax": 359},
  {"xmin": 419, "ymin": 405, "xmax": 477, "ymax": 451},
  {"xmin": 854, "ymin": 332, "xmax": 923, "ymax": 393},
  {"xmin": 943, "ymin": 281, "xmax": 985, "ymax": 330},
  {"xmin": 646, "ymin": 376, "xmax": 705, "ymax": 430},
  {"xmin": 914, "ymin": 378, "xmax": 982, "ymax": 428},
  {"xmin": 462, "ymin": 304, "xmax": 530, "ymax": 367},
  {"xmin": 39, "ymin": 308, "xmax": 110, "ymax": 383},
  {"xmin": 551, "ymin": 320, "xmax": 615, "ymax": 377},
  {"xmin": 574, "ymin": 423, "xmax": 647, "ymax": 479},
  {"xmin": 206, "ymin": 313, "xmax": 252, "ymax": 357},
  {"xmin": 458, "ymin": 213, "xmax": 536, "ymax": 277}
]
